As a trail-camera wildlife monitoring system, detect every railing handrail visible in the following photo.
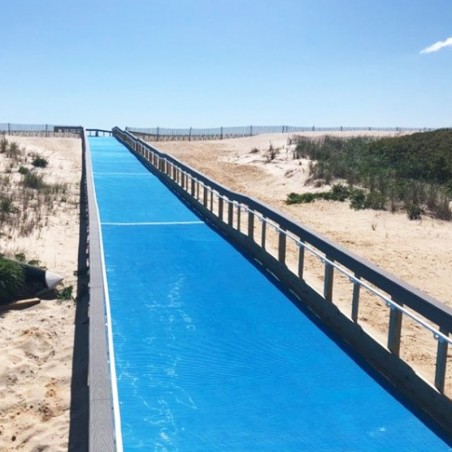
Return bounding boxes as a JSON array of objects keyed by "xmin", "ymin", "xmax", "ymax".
[
  {"xmin": 114, "ymin": 127, "xmax": 452, "ymax": 332},
  {"xmin": 113, "ymin": 125, "xmax": 452, "ymax": 435}
]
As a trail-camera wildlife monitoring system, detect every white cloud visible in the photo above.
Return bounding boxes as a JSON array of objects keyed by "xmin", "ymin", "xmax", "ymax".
[{"xmin": 420, "ymin": 36, "xmax": 452, "ymax": 54}]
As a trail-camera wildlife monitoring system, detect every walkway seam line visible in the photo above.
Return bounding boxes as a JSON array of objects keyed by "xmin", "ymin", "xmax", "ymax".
[{"xmin": 101, "ymin": 221, "xmax": 205, "ymax": 226}]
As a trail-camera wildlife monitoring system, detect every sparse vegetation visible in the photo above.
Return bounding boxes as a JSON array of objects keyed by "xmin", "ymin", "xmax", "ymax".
[
  {"xmin": 0, "ymin": 138, "xmax": 72, "ymax": 237},
  {"xmin": 290, "ymin": 130, "xmax": 452, "ymax": 220},
  {"xmin": 57, "ymin": 285, "xmax": 74, "ymax": 302},
  {"xmin": 0, "ymin": 257, "xmax": 25, "ymax": 303},
  {"xmin": 31, "ymin": 154, "xmax": 48, "ymax": 168},
  {"xmin": 23, "ymin": 171, "xmax": 46, "ymax": 190}
]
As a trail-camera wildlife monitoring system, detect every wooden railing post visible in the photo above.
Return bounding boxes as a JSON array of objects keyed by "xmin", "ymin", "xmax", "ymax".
[
  {"xmin": 434, "ymin": 329, "xmax": 448, "ymax": 393},
  {"xmin": 248, "ymin": 211, "xmax": 254, "ymax": 240},
  {"xmin": 228, "ymin": 200, "xmax": 233, "ymax": 226},
  {"xmin": 218, "ymin": 197, "xmax": 224, "ymax": 221},
  {"xmin": 203, "ymin": 185, "xmax": 208, "ymax": 206},
  {"xmin": 261, "ymin": 219, "xmax": 266, "ymax": 249},
  {"xmin": 278, "ymin": 229, "xmax": 286, "ymax": 264},
  {"xmin": 323, "ymin": 259, "xmax": 334, "ymax": 302},
  {"xmin": 298, "ymin": 244, "xmax": 305, "ymax": 279},
  {"xmin": 351, "ymin": 278, "xmax": 361, "ymax": 322},
  {"xmin": 388, "ymin": 303, "xmax": 403, "ymax": 355}
]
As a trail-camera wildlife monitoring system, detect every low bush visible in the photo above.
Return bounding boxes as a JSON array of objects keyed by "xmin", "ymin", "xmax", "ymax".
[
  {"xmin": 32, "ymin": 155, "xmax": 48, "ymax": 168},
  {"xmin": 0, "ymin": 257, "xmax": 25, "ymax": 302},
  {"xmin": 23, "ymin": 172, "xmax": 46, "ymax": 190}
]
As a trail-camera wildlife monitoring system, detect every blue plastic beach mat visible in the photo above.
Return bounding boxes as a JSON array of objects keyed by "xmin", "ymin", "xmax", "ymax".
[{"xmin": 89, "ymin": 136, "xmax": 451, "ymax": 451}]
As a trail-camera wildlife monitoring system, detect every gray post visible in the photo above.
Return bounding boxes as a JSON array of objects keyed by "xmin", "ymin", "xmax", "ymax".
[
  {"xmin": 388, "ymin": 303, "xmax": 403, "ymax": 355},
  {"xmin": 203, "ymin": 185, "xmax": 208, "ymax": 206},
  {"xmin": 435, "ymin": 329, "xmax": 448, "ymax": 393},
  {"xmin": 218, "ymin": 197, "xmax": 224, "ymax": 221},
  {"xmin": 298, "ymin": 245, "xmax": 305, "ymax": 279},
  {"xmin": 228, "ymin": 201, "xmax": 233, "ymax": 226},
  {"xmin": 324, "ymin": 260, "xmax": 334, "ymax": 302},
  {"xmin": 278, "ymin": 230, "xmax": 286, "ymax": 264},
  {"xmin": 351, "ymin": 279, "xmax": 361, "ymax": 322},
  {"xmin": 248, "ymin": 211, "xmax": 254, "ymax": 240}
]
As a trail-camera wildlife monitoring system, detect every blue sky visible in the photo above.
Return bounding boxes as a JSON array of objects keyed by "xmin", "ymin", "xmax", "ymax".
[{"xmin": 1, "ymin": 0, "xmax": 451, "ymax": 129}]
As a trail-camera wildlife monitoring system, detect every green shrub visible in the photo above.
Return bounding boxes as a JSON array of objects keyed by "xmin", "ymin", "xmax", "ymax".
[
  {"xmin": 286, "ymin": 192, "xmax": 316, "ymax": 204},
  {"xmin": 1, "ymin": 197, "xmax": 17, "ymax": 215},
  {"xmin": 32, "ymin": 155, "xmax": 48, "ymax": 168},
  {"xmin": 23, "ymin": 172, "xmax": 46, "ymax": 190},
  {"xmin": 14, "ymin": 253, "xmax": 26, "ymax": 262},
  {"xmin": 293, "ymin": 130, "xmax": 452, "ymax": 219},
  {"xmin": 18, "ymin": 166, "xmax": 29, "ymax": 175},
  {"xmin": 365, "ymin": 190, "xmax": 386, "ymax": 211},
  {"xmin": 0, "ymin": 258, "xmax": 25, "ymax": 302},
  {"xmin": 57, "ymin": 285, "xmax": 74, "ymax": 301},
  {"xmin": 327, "ymin": 184, "xmax": 350, "ymax": 201},
  {"xmin": 0, "ymin": 139, "xmax": 7, "ymax": 153},
  {"xmin": 7, "ymin": 142, "xmax": 20, "ymax": 159},
  {"xmin": 406, "ymin": 203, "xmax": 422, "ymax": 220},
  {"xmin": 350, "ymin": 189, "xmax": 367, "ymax": 210}
]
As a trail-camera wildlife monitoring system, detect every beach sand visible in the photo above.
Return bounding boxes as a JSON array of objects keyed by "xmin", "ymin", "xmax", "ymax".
[{"xmin": 0, "ymin": 136, "xmax": 81, "ymax": 451}]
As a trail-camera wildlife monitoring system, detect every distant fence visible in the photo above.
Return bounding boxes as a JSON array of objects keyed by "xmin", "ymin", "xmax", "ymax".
[
  {"xmin": 0, "ymin": 123, "xmax": 83, "ymax": 137},
  {"xmin": 125, "ymin": 125, "xmax": 435, "ymax": 142}
]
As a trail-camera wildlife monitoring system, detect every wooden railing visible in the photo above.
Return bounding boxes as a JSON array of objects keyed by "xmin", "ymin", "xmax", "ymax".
[
  {"xmin": 86, "ymin": 128, "xmax": 113, "ymax": 137},
  {"xmin": 0, "ymin": 123, "xmax": 83, "ymax": 137},
  {"xmin": 113, "ymin": 126, "xmax": 452, "ymax": 436},
  {"xmin": 83, "ymin": 129, "xmax": 117, "ymax": 452}
]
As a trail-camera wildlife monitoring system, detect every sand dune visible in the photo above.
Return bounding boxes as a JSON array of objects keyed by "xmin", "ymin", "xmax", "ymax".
[{"xmin": 0, "ymin": 136, "xmax": 81, "ymax": 451}]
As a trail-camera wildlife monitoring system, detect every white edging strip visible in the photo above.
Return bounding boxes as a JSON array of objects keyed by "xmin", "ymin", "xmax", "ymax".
[{"xmin": 101, "ymin": 221, "xmax": 204, "ymax": 226}]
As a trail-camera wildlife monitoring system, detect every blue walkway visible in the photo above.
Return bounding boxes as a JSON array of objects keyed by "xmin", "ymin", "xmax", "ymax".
[{"xmin": 89, "ymin": 137, "xmax": 450, "ymax": 451}]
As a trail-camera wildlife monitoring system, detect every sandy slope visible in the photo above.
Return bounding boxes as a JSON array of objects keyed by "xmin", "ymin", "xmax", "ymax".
[
  {"xmin": 0, "ymin": 136, "xmax": 81, "ymax": 451},
  {"xmin": 149, "ymin": 132, "xmax": 452, "ymax": 394}
]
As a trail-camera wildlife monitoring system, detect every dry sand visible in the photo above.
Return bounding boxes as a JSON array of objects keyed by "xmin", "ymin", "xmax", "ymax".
[
  {"xmin": 149, "ymin": 132, "xmax": 452, "ymax": 395},
  {"xmin": 0, "ymin": 136, "xmax": 81, "ymax": 451}
]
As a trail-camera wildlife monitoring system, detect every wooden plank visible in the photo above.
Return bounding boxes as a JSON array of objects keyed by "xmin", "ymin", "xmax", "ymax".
[{"xmin": 0, "ymin": 298, "xmax": 40, "ymax": 311}]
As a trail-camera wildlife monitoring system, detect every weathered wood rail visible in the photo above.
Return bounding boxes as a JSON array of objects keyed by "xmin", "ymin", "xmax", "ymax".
[
  {"xmin": 83, "ymin": 129, "xmax": 117, "ymax": 452},
  {"xmin": 114, "ymin": 126, "xmax": 452, "ymax": 438}
]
